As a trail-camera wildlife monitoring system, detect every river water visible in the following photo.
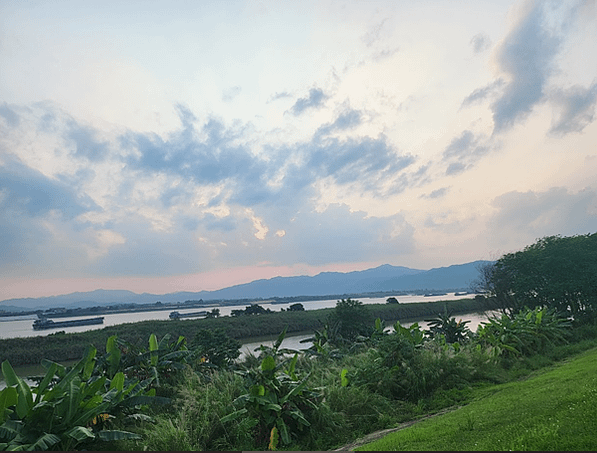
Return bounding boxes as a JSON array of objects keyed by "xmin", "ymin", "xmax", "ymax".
[
  {"xmin": 1, "ymin": 292, "xmax": 494, "ymax": 384},
  {"xmin": 0, "ymin": 293, "xmax": 480, "ymax": 340}
]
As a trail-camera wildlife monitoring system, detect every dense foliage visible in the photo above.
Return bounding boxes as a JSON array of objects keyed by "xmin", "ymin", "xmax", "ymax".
[
  {"xmin": 0, "ymin": 334, "xmax": 179, "ymax": 451},
  {"xmin": 481, "ymin": 233, "xmax": 597, "ymax": 321}
]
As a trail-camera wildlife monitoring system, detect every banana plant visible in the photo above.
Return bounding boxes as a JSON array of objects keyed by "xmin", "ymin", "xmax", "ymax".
[
  {"xmin": 223, "ymin": 328, "xmax": 321, "ymax": 448},
  {"xmin": 0, "ymin": 336, "xmax": 171, "ymax": 451}
]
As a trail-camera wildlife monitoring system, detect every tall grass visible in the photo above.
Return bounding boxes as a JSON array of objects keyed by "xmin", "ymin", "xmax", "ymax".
[{"xmin": 357, "ymin": 346, "xmax": 597, "ymax": 451}]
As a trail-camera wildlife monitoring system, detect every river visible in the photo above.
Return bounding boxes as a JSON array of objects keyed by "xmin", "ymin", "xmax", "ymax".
[{"xmin": 0, "ymin": 292, "xmax": 479, "ymax": 340}]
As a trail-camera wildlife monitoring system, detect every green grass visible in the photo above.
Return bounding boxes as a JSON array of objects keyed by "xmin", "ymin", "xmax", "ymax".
[{"xmin": 357, "ymin": 346, "xmax": 597, "ymax": 451}]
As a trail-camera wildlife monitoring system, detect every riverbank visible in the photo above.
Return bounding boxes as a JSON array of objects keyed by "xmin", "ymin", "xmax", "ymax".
[{"xmin": 0, "ymin": 297, "xmax": 493, "ymax": 367}]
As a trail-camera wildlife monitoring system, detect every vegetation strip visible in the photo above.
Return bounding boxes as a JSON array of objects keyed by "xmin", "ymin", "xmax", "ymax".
[
  {"xmin": 356, "ymin": 346, "xmax": 597, "ymax": 451},
  {"xmin": 0, "ymin": 297, "xmax": 491, "ymax": 367}
]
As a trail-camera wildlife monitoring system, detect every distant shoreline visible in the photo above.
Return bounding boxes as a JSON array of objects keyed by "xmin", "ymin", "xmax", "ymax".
[{"xmin": 0, "ymin": 289, "xmax": 474, "ymax": 319}]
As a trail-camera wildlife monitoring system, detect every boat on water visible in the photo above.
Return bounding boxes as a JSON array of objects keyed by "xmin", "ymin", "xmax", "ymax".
[
  {"xmin": 169, "ymin": 310, "xmax": 208, "ymax": 320},
  {"xmin": 33, "ymin": 316, "xmax": 104, "ymax": 330},
  {"xmin": 424, "ymin": 292, "xmax": 448, "ymax": 297}
]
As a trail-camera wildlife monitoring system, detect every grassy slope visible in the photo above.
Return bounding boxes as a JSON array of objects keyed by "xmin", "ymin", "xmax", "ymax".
[{"xmin": 358, "ymin": 346, "xmax": 597, "ymax": 451}]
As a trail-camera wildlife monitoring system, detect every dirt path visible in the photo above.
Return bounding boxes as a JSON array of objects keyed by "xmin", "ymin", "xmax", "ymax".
[{"xmin": 332, "ymin": 406, "xmax": 461, "ymax": 451}]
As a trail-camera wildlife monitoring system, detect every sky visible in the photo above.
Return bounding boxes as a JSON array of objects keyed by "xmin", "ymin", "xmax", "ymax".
[{"xmin": 1, "ymin": 0, "xmax": 597, "ymax": 300}]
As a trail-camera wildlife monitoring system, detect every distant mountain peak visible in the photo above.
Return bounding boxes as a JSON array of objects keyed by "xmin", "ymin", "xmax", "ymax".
[{"xmin": 0, "ymin": 260, "xmax": 493, "ymax": 312}]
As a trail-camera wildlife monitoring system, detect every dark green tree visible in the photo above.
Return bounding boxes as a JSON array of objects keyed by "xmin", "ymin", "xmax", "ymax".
[
  {"xmin": 193, "ymin": 328, "xmax": 241, "ymax": 368},
  {"xmin": 485, "ymin": 233, "xmax": 597, "ymax": 322},
  {"xmin": 332, "ymin": 298, "xmax": 371, "ymax": 341}
]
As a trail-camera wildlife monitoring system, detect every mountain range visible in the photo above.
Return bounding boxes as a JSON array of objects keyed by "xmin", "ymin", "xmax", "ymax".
[{"xmin": 0, "ymin": 260, "xmax": 492, "ymax": 312}]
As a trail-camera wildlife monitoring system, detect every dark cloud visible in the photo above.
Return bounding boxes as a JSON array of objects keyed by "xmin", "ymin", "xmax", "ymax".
[
  {"xmin": 446, "ymin": 162, "xmax": 468, "ymax": 176},
  {"xmin": 549, "ymin": 82, "xmax": 597, "ymax": 136},
  {"xmin": 306, "ymin": 135, "xmax": 415, "ymax": 187},
  {"xmin": 0, "ymin": 103, "xmax": 20, "ymax": 127},
  {"xmin": 0, "ymin": 157, "xmax": 99, "ymax": 219},
  {"xmin": 491, "ymin": 2, "xmax": 561, "ymax": 132},
  {"xmin": 315, "ymin": 108, "xmax": 362, "ymax": 137},
  {"xmin": 470, "ymin": 33, "xmax": 491, "ymax": 53},
  {"xmin": 420, "ymin": 187, "xmax": 449, "ymax": 199},
  {"xmin": 289, "ymin": 88, "xmax": 328, "ymax": 116},
  {"xmin": 0, "ymin": 157, "xmax": 100, "ymax": 271},
  {"xmin": 122, "ymin": 111, "xmax": 267, "ymax": 188},
  {"xmin": 461, "ymin": 79, "xmax": 505, "ymax": 108},
  {"xmin": 442, "ymin": 130, "xmax": 489, "ymax": 175},
  {"xmin": 124, "ymin": 105, "xmax": 414, "ymax": 209},
  {"xmin": 66, "ymin": 120, "xmax": 110, "ymax": 162}
]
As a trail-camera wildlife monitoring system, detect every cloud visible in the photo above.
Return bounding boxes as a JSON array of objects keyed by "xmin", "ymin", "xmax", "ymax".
[
  {"xmin": 0, "ymin": 101, "xmax": 419, "ymax": 280},
  {"xmin": 314, "ymin": 108, "xmax": 362, "ymax": 137},
  {"xmin": 361, "ymin": 19, "xmax": 388, "ymax": 47},
  {"xmin": 549, "ymin": 81, "xmax": 597, "ymax": 135},
  {"xmin": 261, "ymin": 203, "xmax": 415, "ymax": 266},
  {"xmin": 488, "ymin": 187, "xmax": 597, "ymax": 249},
  {"xmin": 222, "ymin": 86, "xmax": 242, "ymax": 102},
  {"xmin": 461, "ymin": 79, "xmax": 505, "ymax": 108},
  {"xmin": 288, "ymin": 88, "xmax": 328, "ymax": 116},
  {"xmin": 442, "ymin": 130, "xmax": 489, "ymax": 175},
  {"xmin": 267, "ymin": 91, "xmax": 293, "ymax": 102},
  {"xmin": 470, "ymin": 33, "xmax": 491, "ymax": 53},
  {"xmin": 66, "ymin": 120, "xmax": 110, "ymax": 162},
  {"xmin": 420, "ymin": 187, "xmax": 449, "ymax": 199},
  {"xmin": 0, "ymin": 156, "xmax": 99, "ymax": 219},
  {"xmin": 0, "ymin": 103, "xmax": 20, "ymax": 127},
  {"xmin": 490, "ymin": 1, "xmax": 561, "ymax": 132},
  {"xmin": 0, "ymin": 157, "xmax": 101, "ymax": 273}
]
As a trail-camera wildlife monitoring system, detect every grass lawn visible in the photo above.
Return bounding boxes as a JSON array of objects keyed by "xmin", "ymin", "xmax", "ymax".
[{"xmin": 357, "ymin": 347, "xmax": 597, "ymax": 451}]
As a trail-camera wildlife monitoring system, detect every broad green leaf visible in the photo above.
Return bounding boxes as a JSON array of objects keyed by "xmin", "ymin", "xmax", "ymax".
[
  {"xmin": 264, "ymin": 403, "xmax": 282, "ymax": 412},
  {"xmin": 34, "ymin": 362, "xmax": 58, "ymax": 404},
  {"xmin": 97, "ymin": 430, "xmax": 142, "ymax": 441},
  {"xmin": 250, "ymin": 384, "xmax": 266, "ymax": 397},
  {"xmin": 0, "ymin": 387, "xmax": 18, "ymax": 423},
  {"xmin": 29, "ymin": 432, "xmax": 61, "ymax": 451},
  {"xmin": 63, "ymin": 376, "xmax": 82, "ymax": 423},
  {"xmin": 65, "ymin": 426, "xmax": 95, "ymax": 442},
  {"xmin": 1, "ymin": 361, "xmax": 20, "ymax": 387},
  {"xmin": 261, "ymin": 356, "xmax": 276, "ymax": 372},
  {"xmin": 340, "ymin": 368, "xmax": 349, "ymax": 387},
  {"xmin": 274, "ymin": 326, "xmax": 288, "ymax": 350},
  {"xmin": 71, "ymin": 401, "xmax": 110, "ymax": 427},
  {"xmin": 110, "ymin": 372, "xmax": 125, "ymax": 392},
  {"xmin": 149, "ymin": 334, "xmax": 159, "ymax": 366},
  {"xmin": 2, "ymin": 361, "xmax": 33, "ymax": 419},
  {"xmin": 276, "ymin": 419, "xmax": 290, "ymax": 445},
  {"xmin": 220, "ymin": 408, "xmax": 248, "ymax": 423},
  {"xmin": 106, "ymin": 335, "xmax": 121, "ymax": 378}
]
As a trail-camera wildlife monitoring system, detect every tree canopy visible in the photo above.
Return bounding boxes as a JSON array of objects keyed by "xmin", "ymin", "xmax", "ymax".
[{"xmin": 484, "ymin": 233, "xmax": 597, "ymax": 322}]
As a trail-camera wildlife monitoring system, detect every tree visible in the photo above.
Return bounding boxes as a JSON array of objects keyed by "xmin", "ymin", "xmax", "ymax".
[
  {"xmin": 206, "ymin": 308, "xmax": 220, "ymax": 318},
  {"xmin": 332, "ymin": 298, "xmax": 371, "ymax": 341},
  {"xmin": 485, "ymin": 234, "xmax": 597, "ymax": 322},
  {"xmin": 386, "ymin": 297, "xmax": 399, "ymax": 304},
  {"xmin": 288, "ymin": 303, "xmax": 305, "ymax": 311},
  {"xmin": 193, "ymin": 328, "xmax": 241, "ymax": 368}
]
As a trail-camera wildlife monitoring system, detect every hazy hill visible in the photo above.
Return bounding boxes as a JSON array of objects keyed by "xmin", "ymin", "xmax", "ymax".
[{"xmin": 0, "ymin": 260, "xmax": 491, "ymax": 311}]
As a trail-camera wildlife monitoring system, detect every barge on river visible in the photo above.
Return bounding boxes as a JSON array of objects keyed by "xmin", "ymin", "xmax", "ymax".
[
  {"xmin": 33, "ymin": 316, "xmax": 104, "ymax": 330},
  {"xmin": 169, "ymin": 310, "xmax": 208, "ymax": 320}
]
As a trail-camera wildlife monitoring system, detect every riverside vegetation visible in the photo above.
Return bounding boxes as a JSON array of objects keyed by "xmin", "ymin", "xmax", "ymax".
[{"xmin": 1, "ymin": 233, "xmax": 597, "ymax": 451}]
